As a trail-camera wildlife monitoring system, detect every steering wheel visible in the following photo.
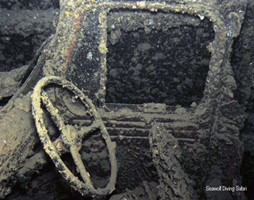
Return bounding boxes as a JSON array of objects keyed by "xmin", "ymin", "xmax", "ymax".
[{"xmin": 31, "ymin": 76, "xmax": 117, "ymax": 197}]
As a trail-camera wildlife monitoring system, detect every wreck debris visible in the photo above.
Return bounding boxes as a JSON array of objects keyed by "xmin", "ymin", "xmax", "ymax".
[
  {"xmin": 149, "ymin": 124, "xmax": 195, "ymax": 200},
  {"xmin": 109, "ymin": 181, "xmax": 158, "ymax": 200},
  {"xmin": 0, "ymin": 65, "xmax": 29, "ymax": 101},
  {"xmin": 0, "ymin": 93, "xmax": 39, "ymax": 198},
  {"xmin": 0, "ymin": 0, "xmax": 251, "ymax": 199}
]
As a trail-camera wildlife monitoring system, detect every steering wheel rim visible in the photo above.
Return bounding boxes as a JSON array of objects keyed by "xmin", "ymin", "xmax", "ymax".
[{"xmin": 31, "ymin": 76, "xmax": 117, "ymax": 197}]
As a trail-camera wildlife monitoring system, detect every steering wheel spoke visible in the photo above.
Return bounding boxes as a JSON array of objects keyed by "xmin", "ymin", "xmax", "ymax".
[
  {"xmin": 78, "ymin": 121, "xmax": 102, "ymax": 137},
  {"xmin": 40, "ymin": 91, "xmax": 66, "ymax": 132},
  {"xmin": 70, "ymin": 145, "xmax": 93, "ymax": 186}
]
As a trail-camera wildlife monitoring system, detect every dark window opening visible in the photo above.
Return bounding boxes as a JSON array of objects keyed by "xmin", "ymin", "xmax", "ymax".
[{"xmin": 105, "ymin": 11, "xmax": 215, "ymax": 107}]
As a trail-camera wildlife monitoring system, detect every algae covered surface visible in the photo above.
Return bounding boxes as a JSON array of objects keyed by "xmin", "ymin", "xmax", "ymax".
[{"xmin": 0, "ymin": 0, "xmax": 254, "ymax": 199}]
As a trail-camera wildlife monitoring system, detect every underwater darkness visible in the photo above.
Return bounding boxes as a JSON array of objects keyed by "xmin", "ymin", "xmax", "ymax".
[{"xmin": 0, "ymin": 0, "xmax": 254, "ymax": 200}]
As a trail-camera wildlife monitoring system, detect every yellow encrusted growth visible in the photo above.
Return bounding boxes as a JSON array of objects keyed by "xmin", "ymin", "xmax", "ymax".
[
  {"xmin": 31, "ymin": 76, "xmax": 117, "ymax": 197},
  {"xmin": 98, "ymin": 11, "xmax": 108, "ymax": 55}
]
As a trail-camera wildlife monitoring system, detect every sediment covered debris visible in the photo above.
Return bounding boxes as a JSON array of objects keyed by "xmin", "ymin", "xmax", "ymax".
[{"xmin": 0, "ymin": 0, "xmax": 253, "ymax": 199}]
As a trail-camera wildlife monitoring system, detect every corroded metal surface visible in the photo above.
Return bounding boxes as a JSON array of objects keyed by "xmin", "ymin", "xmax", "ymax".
[
  {"xmin": 30, "ymin": 0, "xmax": 247, "ymax": 198},
  {"xmin": 0, "ymin": 0, "xmax": 249, "ymax": 199}
]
